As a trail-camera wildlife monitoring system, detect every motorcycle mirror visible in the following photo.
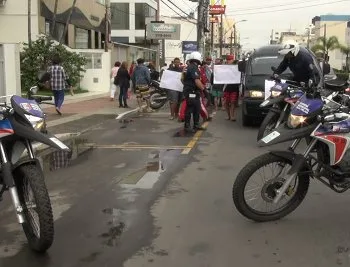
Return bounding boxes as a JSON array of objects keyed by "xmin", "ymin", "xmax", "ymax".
[{"xmin": 29, "ymin": 86, "xmax": 38, "ymax": 94}]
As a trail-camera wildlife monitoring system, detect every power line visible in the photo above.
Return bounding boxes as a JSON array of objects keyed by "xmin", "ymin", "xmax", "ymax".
[
  {"xmin": 166, "ymin": 0, "xmax": 191, "ymax": 17},
  {"xmin": 226, "ymin": 0, "xmax": 350, "ymax": 16},
  {"xmin": 226, "ymin": 0, "xmax": 322, "ymax": 12},
  {"xmin": 160, "ymin": 0, "xmax": 196, "ymax": 24}
]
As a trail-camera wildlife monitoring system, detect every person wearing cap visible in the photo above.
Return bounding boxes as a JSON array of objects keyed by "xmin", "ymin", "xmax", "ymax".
[
  {"xmin": 274, "ymin": 40, "xmax": 321, "ymax": 85},
  {"xmin": 223, "ymin": 55, "xmax": 239, "ymax": 121},
  {"xmin": 182, "ymin": 51, "xmax": 206, "ymax": 132}
]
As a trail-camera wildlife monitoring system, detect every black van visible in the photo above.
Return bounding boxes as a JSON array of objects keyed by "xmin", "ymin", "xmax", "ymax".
[{"xmin": 241, "ymin": 45, "xmax": 323, "ymax": 126}]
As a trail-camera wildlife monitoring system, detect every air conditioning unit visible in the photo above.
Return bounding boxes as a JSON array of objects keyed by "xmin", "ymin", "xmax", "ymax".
[{"xmin": 0, "ymin": 0, "xmax": 7, "ymax": 7}]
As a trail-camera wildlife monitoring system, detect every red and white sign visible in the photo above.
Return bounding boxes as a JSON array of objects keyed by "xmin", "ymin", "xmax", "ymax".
[
  {"xmin": 209, "ymin": 16, "xmax": 219, "ymax": 23},
  {"xmin": 209, "ymin": 5, "xmax": 226, "ymax": 15}
]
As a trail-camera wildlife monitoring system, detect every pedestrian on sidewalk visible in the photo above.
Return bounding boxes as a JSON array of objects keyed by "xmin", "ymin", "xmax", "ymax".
[
  {"xmin": 48, "ymin": 54, "xmax": 71, "ymax": 116},
  {"xmin": 223, "ymin": 55, "xmax": 239, "ymax": 121},
  {"xmin": 167, "ymin": 57, "xmax": 183, "ymax": 120},
  {"xmin": 110, "ymin": 61, "xmax": 121, "ymax": 101},
  {"xmin": 210, "ymin": 58, "xmax": 224, "ymax": 111},
  {"xmin": 131, "ymin": 58, "xmax": 152, "ymax": 113},
  {"xmin": 115, "ymin": 61, "xmax": 130, "ymax": 108}
]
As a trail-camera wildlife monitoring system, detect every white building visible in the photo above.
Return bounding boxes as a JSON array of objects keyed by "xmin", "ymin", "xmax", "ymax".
[{"xmin": 110, "ymin": 0, "xmax": 158, "ymax": 44}]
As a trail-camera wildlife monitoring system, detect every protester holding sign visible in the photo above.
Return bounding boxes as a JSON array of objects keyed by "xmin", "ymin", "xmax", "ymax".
[
  {"xmin": 223, "ymin": 55, "xmax": 240, "ymax": 121},
  {"xmin": 167, "ymin": 58, "xmax": 183, "ymax": 120}
]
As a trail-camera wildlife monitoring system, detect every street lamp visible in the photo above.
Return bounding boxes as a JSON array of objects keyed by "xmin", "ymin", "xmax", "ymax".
[{"xmin": 230, "ymin": 19, "xmax": 247, "ymax": 57}]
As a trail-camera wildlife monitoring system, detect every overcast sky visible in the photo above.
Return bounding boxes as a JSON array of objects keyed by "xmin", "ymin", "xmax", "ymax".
[{"xmin": 160, "ymin": 0, "xmax": 350, "ymax": 50}]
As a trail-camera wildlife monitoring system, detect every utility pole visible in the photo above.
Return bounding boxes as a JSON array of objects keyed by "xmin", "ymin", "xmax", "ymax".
[
  {"xmin": 104, "ymin": 0, "xmax": 110, "ymax": 52},
  {"xmin": 307, "ymin": 29, "xmax": 310, "ymax": 49},
  {"xmin": 210, "ymin": 15, "xmax": 214, "ymax": 54},
  {"xmin": 323, "ymin": 24, "xmax": 327, "ymax": 60},
  {"xmin": 230, "ymin": 31, "xmax": 233, "ymax": 54},
  {"xmin": 197, "ymin": 0, "xmax": 204, "ymax": 54},
  {"xmin": 233, "ymin": 23, "xmax": 237, "ymax": 58},
  {"xmin": 219, "ymin": 14, "xmax": 223, "ymax": 57},
  {"xmin": 28, "ymin": 0, "xmax": 32, "ymax": 47}
]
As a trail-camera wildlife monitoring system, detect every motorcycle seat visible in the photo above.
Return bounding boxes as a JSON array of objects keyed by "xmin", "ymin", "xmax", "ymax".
[{"xmin": 325, "ymin": 80, "xmax": 348, "ymax": 91}]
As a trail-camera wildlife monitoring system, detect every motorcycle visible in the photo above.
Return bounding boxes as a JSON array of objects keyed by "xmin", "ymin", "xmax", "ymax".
[
  {"xmin": 257, "ymin": 78, "xmax": 304, "ymax": 141},
  {"xmin": 0, "ymin": 94, "xmax": 70, "ymax": 252},
  {"xmin": 27, "ymin": 86, "xmax": 54, "ymax": 134},
  {"xmin": 149, "ymin": 80, "xmax": 168, "ymax": 110},
  {"xmin": 232, "ymin": 79, "xmax": 350, "ymax": 222}
]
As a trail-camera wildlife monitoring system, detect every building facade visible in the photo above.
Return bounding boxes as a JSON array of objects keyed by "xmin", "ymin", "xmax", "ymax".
[
  {"xmin": 110, "ymin": 0, "xmax": 158, "ymax": 44},
  {"xmin": 312, "ymin": 14, "xmax": 350, "ymax": 69}
]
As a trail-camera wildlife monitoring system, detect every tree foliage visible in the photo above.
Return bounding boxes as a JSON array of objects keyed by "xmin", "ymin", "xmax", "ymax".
[
  {"xmin": 20, "ymin": 36, "xmax": 87, "ymax": 91},
  {"xmin": 339, "ymin": 45, "xmax": 350, "ymax": 72},
  {"xmin": 311, "ymin": 36, "xmax": 340, "ymax": 57}
]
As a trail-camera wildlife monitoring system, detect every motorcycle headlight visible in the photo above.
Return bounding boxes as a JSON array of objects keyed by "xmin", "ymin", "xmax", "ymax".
[
  {"xmin": 287, "ymin": 114, "xmax": 307, "ymax": 128},
  {"xmin": 25, "ymin": 115, "xmax": 45, "ymax": 131},
  {"xmin": 271, "ymin": 90, "xmax": 282, "ymax": 97},
  {"xmin": 249, "ymin": 90, "xmax": 264, "ymax": 98}
]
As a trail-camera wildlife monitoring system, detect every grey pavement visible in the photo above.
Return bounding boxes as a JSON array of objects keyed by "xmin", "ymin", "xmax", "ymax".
[{"xmin": 0, "ymin": 108, "xmax": 348, "ymax": 267}]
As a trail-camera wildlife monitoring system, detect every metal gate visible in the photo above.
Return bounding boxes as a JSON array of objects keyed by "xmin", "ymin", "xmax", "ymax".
[{"xmin": 0, "ymin": 45, "xmax": 5, "ymax": 97}]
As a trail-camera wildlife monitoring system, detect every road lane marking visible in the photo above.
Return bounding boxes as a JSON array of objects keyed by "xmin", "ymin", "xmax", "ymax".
[
  {"xmin": 81, "ymin": 144, "xmax": 187, "ymax": 150},
  {"xmin": 181, "ymin": 121, "xmax": 209, "ymax": 155}
]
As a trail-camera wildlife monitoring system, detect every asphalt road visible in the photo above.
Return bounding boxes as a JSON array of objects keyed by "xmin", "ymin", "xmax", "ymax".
[{"xmin": 0, "ymin": 109, "xmax": 349, "ymax": 267}]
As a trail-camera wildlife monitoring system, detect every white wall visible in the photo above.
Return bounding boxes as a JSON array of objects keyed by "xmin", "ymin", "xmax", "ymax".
[
  {"xmin": 0, "ymin": 44, "xmax": 21, "ymax": 97},
  {"xmin": 76, "ymin": 49, "xmax": 111, "ymax": 92},
  {"xmin": 0, "ymin": 0, "xmax": 39, "ymax": 44}
]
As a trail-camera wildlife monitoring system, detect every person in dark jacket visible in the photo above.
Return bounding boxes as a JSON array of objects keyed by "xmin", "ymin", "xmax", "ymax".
[
  {"xmin": 274, "ymin": 40, "xmax": 321, "ymax": 85},
  {"xmin": 115, "ymin": 61, "xmax": 130, "ymax": 108}
]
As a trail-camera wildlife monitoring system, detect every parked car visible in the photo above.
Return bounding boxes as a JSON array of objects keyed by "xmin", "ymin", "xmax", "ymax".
[{"xmin": 241, "ymin": 45, "xmax": 322, "ymax": 126}]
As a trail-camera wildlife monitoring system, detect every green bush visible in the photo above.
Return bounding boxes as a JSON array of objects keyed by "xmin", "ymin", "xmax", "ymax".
[{"xmin": 20, "ymin": 36, "xmax": 87, "ymax": 91}]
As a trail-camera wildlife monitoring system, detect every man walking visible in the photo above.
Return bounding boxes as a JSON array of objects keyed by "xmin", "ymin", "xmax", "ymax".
[
  {"xmin": 167, "ymin": 57, "xmax": 183, "ymax": 120},
  {"xmin": 131, "ymin": 58, "xmax": 152, "ymax": 113}
]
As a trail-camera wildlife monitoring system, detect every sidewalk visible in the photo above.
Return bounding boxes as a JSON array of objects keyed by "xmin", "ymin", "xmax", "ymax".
[{"xmin": 43, "ymin": 91, "xmax": 139, "ymax": 134}]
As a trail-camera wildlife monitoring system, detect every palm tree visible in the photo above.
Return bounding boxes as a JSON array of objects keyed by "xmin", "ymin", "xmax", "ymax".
[
  {"xmin": 339, "ymin": 45, "xmax": 350, "ymax": 72},
  {"xmin": 60, "ymin": 0, "xmax": 77, "ymax": 44},
  {"xmin": 28, "ymin": 0, "xmax": 32, "ymax": 47},
  {"xmin": 311, "ymin": 36, "xmax": 340, "ymax": 59}
]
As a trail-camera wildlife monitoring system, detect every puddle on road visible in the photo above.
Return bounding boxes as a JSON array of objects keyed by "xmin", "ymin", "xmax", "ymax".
[
  {"xmin": 100, "ymin": 208, "xmax": 126, "ymax": 247},
  {"xmin": 173, "ymin": 129, "xmax": 196, "ymax": 137},
  {"xmin": 120, "ymin": 149, "xmax": 180, "ymax": 186}
]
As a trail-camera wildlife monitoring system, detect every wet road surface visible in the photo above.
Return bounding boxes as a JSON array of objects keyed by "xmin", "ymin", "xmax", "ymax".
[{"xmin": 1, "ymin": 110, "xmax": 350, "ymax": 267}]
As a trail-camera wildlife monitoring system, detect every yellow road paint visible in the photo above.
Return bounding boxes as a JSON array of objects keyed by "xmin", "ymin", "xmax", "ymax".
[
  {"xmin": 81, "ymin": 144, "xmax": 187, "ymax": 150},
  {"xmin": 181, "ymin": 121, "xmax": 209, "ymax": 155}
]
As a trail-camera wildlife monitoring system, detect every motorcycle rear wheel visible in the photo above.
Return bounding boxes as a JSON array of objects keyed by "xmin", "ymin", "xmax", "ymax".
[
  {"xmin": 150, "ymin": 91, "xmax": 167, "ymax": 110},
  {"xmin": 232, "ymin": 153, "xmax": 309, "ymax": 222},
  {"xmin": 14, "ymin": 164, "xmax": 54, "ymax": 253}
]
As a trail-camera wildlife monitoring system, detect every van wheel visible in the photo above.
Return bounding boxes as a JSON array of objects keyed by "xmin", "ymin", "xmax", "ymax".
[{"xmin": 242, "ymin": 113, "xmax": 250, "ymax": 126}]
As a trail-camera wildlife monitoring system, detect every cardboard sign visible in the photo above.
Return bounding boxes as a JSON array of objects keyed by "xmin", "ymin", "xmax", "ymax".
[
  {"xmin": 213, "ymin": 65, "xmax": 241, "ymax": 84},
  {"xmin": 160, "ymin": 70, "xmax": 183, "ymax": 92}
]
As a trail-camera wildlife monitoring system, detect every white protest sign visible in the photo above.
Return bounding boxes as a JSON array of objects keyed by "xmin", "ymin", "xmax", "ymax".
[
  {"xmin": 264, "ymin": 79, "xmax": 286, "ymax": 99},
  {"xmin": 160, "ymin": 70, "xmax": 183, "ymax": 92},
  {"xmin": 213, "ymin": 65, "xmax": 241, "ymax": 84}
]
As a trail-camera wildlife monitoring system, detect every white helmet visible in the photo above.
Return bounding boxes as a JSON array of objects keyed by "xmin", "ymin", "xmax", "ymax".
[
  {"xmin": 188, "ymin": 51, "xmax": 203, "ymax": 64},
  {"xmin": 278, "ymin": 40, "xmax": 300, "ymax": 56}
]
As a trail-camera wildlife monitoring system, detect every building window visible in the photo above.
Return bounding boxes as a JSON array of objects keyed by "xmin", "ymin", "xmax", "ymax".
[
  {"xmin": 135, "ymin": 3, "xmax": 156, "ymax": 30},
  {"xmin": 46, "ymin": 20, "xmax": 68, "ymax": 45},
  {"xmin": 111, "ymin": 3, "xmax": 130, "ymax": 30},
  {"xmin": 80, "ymin": 53, "xmax": 102, "ymax": 69},
  {"xmin": 95, "ymin": 32, "xmax": 99, "ymax": 49},
  {"xmin": 75, "ymin": 27, "xmax": 89, "ymax": 49}
]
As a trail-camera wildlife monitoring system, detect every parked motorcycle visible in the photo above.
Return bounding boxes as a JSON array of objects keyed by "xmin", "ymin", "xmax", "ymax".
[
  {"xmin": 0, "ymin": 95, "xmax": 69, "ymax": 252},
  {"xmin": 27, "ymin": 86, "xmax": 54, "ymax": 134},
  {"xmin": 232, "ymin": 79, "xmax": 350, "ymax": 222},
  {"xmin": 149, "ymin": 80, "xmax": 168, "ymax": 110},
  {"xmin": 257, "ymin": 78, "xmax": 304, "ymax": 140}
]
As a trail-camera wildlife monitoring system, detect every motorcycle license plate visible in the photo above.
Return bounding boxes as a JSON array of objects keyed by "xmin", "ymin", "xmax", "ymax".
[
  {"xmin": 261, "ymin": 131, "xmax": 280, "ymax": 144},
  {"xmin": 260, "ymin": 100, "xmax": 270, "ymax": 107},
  {"xmin": 189, "ymin": 94, "xmax": 196, "ymax": 98}
]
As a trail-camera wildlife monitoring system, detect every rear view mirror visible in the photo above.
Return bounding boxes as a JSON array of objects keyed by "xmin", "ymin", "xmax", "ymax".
[{"xmin": 29, "ymin": 86, "xmax": 38, "ymax": 94}]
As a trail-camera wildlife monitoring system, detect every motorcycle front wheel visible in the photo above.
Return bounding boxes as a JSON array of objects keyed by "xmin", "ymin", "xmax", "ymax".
[
  {"xmin": 257, "ymin": 110, "xmax": 280, "ymax": 141},
  {"xmin": 232, "ymin": 153, "xmax": 310, "ymax": 222},
  {"xmin": 14, "ymin": 164, "xmax": 54, "ymax": 253}
]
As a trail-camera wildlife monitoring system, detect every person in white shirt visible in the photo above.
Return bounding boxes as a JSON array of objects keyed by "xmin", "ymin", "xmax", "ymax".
[{"xmin": 110, "ymin": 61, "xmax": 121, "ymax": 101}]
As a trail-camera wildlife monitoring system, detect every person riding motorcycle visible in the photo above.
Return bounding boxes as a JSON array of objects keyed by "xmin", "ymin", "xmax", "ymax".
[
  {"xmin": 274, "ymin": 40, "xmax": 322, "ymax": 86},
  {"xmin": 182, "ymin": 51, "xmax": 206, "ymax": 132}
]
